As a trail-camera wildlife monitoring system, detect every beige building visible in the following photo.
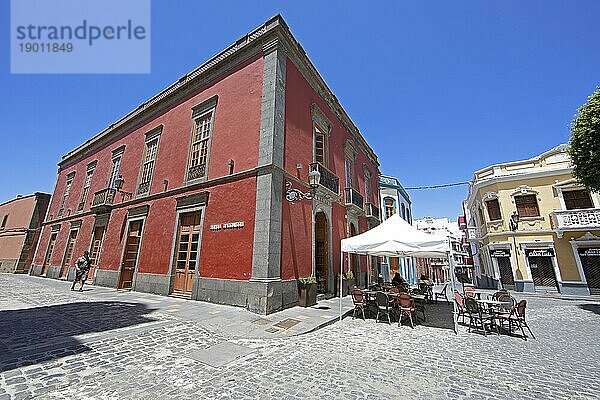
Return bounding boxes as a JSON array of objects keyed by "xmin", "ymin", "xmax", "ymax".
[
  {"xmin": 465, "ymin": 144, "xmax": 600, "ymax": 296},
  {"xmin": 0, "ymin": 193, "xmax": 50, "ymax": 273}
]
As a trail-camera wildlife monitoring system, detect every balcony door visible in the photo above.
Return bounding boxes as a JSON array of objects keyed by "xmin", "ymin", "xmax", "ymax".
[
  {"xmin": 118, "ymin": 220, "xmax": 143, "ymax": 290},
  {"xmin": 172, "ymin": 212, "xmax": 201, "ymax": 295}
]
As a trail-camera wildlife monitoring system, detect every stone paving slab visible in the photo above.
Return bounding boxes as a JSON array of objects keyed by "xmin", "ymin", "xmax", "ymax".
[{"xmin": 1, "ymin": 274, "xmax": 599, "ymax": 399}]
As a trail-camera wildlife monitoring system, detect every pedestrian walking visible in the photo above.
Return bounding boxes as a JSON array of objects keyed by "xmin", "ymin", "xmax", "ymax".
[{"xmin": 71, "ymin": 251, "xmax": 92, "ymax": 292}]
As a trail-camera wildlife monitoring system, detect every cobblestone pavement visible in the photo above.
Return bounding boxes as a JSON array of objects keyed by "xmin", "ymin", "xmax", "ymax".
[{"xmin": 1, "ymin": 274, "xmax": 599, "ymax": 399}]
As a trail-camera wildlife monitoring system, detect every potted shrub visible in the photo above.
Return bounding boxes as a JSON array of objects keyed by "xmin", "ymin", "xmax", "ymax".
[
  {"xmin": 335, "ymin": 274, "xmax": 346, "ymax": 297},
  {"xmin": 344, "ymin": 270, "xmax": 355, "ymax": 294},
  {"xmin": 298, "ymin": 277, "xmax": 317, "ymax": 307}
]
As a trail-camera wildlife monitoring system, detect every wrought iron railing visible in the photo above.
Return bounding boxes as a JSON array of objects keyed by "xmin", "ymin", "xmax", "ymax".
[
  {"xmin": 309, "ymin": 162, "xmax": 339, "ymax": 194},
  {"xmin": 137, "ymin": 181, "xmax": 151, "ymax": 196},
  {"xmin": 365, "ymin": 202, "xmax": 379, "ymax": 219},
  {"xmin": 187, "ymin": 164, "xmax": 206, "ymax": 181},
  {"xmin": 91, "ymin": 188, "xmax": 116, "ymax": 209},
  {"xmin": 344, "ymin": 187, "xmax": 364, "ymax": 210}
]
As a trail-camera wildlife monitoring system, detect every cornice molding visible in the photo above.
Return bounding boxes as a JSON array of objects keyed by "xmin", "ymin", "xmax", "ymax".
[{"xmin": 58, "ymin": 14, "xmax": 379, "ymax": 173}]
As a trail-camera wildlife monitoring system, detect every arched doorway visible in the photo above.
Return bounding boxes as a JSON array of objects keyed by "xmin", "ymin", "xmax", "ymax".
[
  {"xmin": 315, "ymin": 212, "xmax": 329, "ymax": 294},
  {"xmin": 350, "ymin": 223, "xmax": 360, "ymax": 285}
]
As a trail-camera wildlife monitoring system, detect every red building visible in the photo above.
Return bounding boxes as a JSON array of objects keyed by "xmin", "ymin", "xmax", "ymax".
[
  {"xmin": 31, "ymin": 15, "xmax": 380, "ymax": 314},
  {"xmin": 0, "ymin": 193, "xmax": 50, "ymax": 273}
]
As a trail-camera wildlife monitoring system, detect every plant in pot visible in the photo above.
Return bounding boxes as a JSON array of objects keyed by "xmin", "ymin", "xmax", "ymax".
[
  {"xmin": 344, "ymin": 270, "xmax": 355, "ymax": 294},
  {"xmin": 298, "ymin": 277, "xmax": 317, "ymax": 307},
  {"xmin": 336, "ymin": 273, "xmax": 349, "ymax": 297}
]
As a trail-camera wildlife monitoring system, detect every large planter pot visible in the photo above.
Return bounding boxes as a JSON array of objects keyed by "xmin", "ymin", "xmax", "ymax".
[
  {"xmin": 336, "ymin": 278, "xmax": 350, "ymax": 297},
  {"xmin": 298, "ymin": 282, "xmax": 317, "ymax": 307},
  {"xmin": 345, "ymin": 278, "xmax": 356, "ymax": 294}
]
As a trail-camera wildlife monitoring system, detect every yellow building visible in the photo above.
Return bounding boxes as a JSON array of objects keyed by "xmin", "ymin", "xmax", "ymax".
[{"xmin": 465, "ymin": 144, "xmax": 600, "ymax": 296}]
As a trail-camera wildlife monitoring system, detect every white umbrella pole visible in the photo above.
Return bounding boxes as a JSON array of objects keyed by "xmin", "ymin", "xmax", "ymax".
[
  {"xmin": 448, "ymin": 245, "xmax": 459, "ymax": 335},
  {"xmin": 339, "ymin": 250, "xmax": 344, "ymax": 321}
]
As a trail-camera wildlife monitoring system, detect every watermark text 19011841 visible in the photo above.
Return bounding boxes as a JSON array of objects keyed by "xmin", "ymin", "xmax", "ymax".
[{"xmin": 10, "ymin": 0, "xmax": 150, "ymax": 74}]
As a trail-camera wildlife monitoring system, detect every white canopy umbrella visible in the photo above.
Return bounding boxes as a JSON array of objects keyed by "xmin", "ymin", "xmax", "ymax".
[{"xmin": 339, "ymin": 214, "xmax": 459, "ymax": 333}]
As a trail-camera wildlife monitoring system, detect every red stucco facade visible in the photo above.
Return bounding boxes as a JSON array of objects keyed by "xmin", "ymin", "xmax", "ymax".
[{"xmin": 32, "ymin": 16, "xmax": 380, "ymax": 314}]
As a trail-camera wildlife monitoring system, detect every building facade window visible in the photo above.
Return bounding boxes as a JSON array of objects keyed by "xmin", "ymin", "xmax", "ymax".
[
  {"xmin": 1, "ymin": 215, "xmax": 7, "ymax": 229},
  {"xmin": 314, "ymin": 124, "xmax": 327, "ymax": 166},
  {"xmin": 187, "ymin": 110, "xmax": 214, "ymax": 181},
  {"xmin": 485, "ymin": 199, "xmax": 502, "ymax": 221},
  {"xmin": 77, "ymin": 164, "xmax": 96, "ymax": 212},
  {"xmin": 401, "ymin": 203, "xmax": 406, "ymax": 220},
  {"xmin": 137, "ymin": 131, "xmax": 160, "ymax": 196},
  {"xmin": 384, "ymin": 198, "xmax": 396, "ymax": 219},
  {"xmin": 364, "ymin": 175, "xmax": 371, "ymax": 203},
  {"xmin": 515, "ymin": 194, "xmax": 540, "ymax": 217},
  {"xmin": 563, "ymin": 189, "xmax": 594, "ymax": 210},
  {"xmin": 108, "ymin": 155, "xmax": 122, "ymax": 189},
  {"xmin": 345, "ymin": 159, "xmax": 354, "ymax": 189},
  {"xmin": 57, "ymin": 173, "xmax": 75, "ymax": 217}
]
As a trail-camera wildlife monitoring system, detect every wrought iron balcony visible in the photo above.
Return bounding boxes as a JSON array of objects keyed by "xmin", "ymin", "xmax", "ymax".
[
  {"xmin": 187, "ymin": 164, "xmax": 206, "ymax": 181},
  {"xmin": 344, "ymin": 187, "xmax": 364, "ymax": 210},
  {"xmin": 91, "ymin": 188, "xmax": 117, "ymax": 212},
  {"xmin": 137, "ymin": 181, "xmax": 151, "ymax": 196},
  {"xmin": 365, "ymin": 202, "xmax": 380, "ymax": 220},
  {"xmin": 552, "ymin": 208, "xmax": 600, "ymax": 238},
  {"xmin": 309, "ymin": 163, "xmax": 339, "ymax": 195}
]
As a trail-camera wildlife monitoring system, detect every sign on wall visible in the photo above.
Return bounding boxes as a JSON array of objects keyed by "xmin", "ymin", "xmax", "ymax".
[
  {"xmin": 525, "ymin": 248, "xmax": 555, "ymax": 258},
  {"xmin": 490, "ymin": 249, "xmax": 511, "ymax": 258},
  {"xmin": 210, "ymin": 221, "xmax": 244, "ymax": 231},
  {"xmin": 578, "ymin": 248, "xmax": 600, "ymax": 257}
]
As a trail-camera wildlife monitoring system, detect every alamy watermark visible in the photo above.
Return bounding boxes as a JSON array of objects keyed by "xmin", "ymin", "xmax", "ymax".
[{"xmin": 11, "ymin": 0, "xmax": 150, "ymax": 73}]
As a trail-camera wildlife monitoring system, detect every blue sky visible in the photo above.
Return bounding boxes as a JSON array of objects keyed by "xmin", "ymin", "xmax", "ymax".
[{"xmin": 1, "ymin": 1, "xmax": 599, "ymax": 219}]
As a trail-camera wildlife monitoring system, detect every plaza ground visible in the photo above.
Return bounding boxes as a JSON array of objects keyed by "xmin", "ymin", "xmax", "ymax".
[{"xmin": 0, "ymin": 275, "xmax": 599, "ymax": 399}]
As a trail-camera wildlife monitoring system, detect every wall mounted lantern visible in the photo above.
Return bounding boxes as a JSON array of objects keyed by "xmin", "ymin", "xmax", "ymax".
[
  {"xmin": 285, "ymin": 168, "xmax": 321, "ymax": 204},
  {"xmin": 112, "ymin": 175, "xmax": 133, "ymax": 200}
]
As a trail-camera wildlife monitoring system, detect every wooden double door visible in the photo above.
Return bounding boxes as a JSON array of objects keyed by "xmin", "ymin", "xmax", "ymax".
[
  {"xmin": 118, "ymin": 220, "xmax": 143, "ymax": 290},
  {"xmin": 172, "ymin": 212, "xmax": 201, "ymax": 295}
]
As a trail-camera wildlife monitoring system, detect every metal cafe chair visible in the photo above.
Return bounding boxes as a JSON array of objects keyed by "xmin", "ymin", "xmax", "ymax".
[
  {"xmin": 495, "ymin": 299, "xmax": 536, "ymax": 340},
  {"xmin": 464, "ymin": 297, "xmax": 498, "ymax": 336},
  {"xmin": 350, "ymin": 289, "xmax": 367, "ymax": 321},
  {"xmin": 454, "ymin": 291, "xmax": 467, "ymax": 324},
  {"xmin": 396, "ymin": 293, "xmax": 416, "ymax": 328},
  {"xmin": 375, "ymin": 291, "xmax": 392, "ymax": 325},
  {"xmin": 434, "ymin": 283, "xmax": 449, "ymax": 304}
]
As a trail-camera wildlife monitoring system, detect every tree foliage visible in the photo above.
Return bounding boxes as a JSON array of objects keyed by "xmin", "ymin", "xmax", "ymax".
[{"xmin": 569, "ymin": 87, "xmax": 600, "ymax": 192}]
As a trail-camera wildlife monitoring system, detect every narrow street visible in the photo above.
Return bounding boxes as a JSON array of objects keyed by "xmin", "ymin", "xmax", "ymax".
[{"xmin": 1, "ymin": 275, "xmax": 599, "ymax": 399}]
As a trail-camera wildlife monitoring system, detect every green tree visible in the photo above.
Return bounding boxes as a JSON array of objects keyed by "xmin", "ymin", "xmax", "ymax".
[{"xmin": 569, "ymin": 87, "xmax": 600, "ymax": 192}]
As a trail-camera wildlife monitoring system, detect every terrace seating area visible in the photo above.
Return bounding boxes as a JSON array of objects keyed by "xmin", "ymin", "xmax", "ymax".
[
  {"xmin": 351, "ymin": 282, "xmax": 536, "ymax": 340},
  {"xmin": 454, "ymin": 287, "xmax": 536, "ymax": 340}
]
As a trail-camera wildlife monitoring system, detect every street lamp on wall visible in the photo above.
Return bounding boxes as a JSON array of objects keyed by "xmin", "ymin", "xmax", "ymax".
[
  {"xmin": 285, "ymin": 168, "xmax": 321, "ymax": 204},
  {"xmin": 112, "ymin": 175, "xmax": 133, "ymax": 200}
]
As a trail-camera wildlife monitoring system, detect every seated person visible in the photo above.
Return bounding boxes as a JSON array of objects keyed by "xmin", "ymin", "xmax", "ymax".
[
  {"xmin": 369, "ymin": 274, "xmax": 385, "ymax": 291},
  {"xmin": 391, "ymin": 272, "xmax": 405, "ymax": 287}
]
